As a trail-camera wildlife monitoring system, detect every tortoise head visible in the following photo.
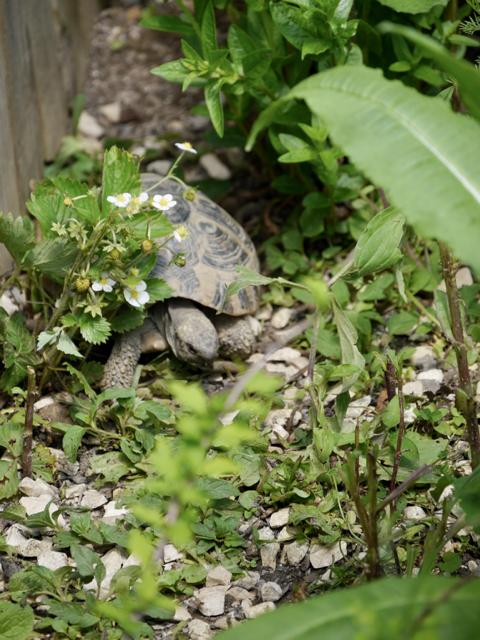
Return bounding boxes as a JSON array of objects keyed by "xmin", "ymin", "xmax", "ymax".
[{"xmin": 163, "ymin": 299, "xmax": 219, "ymax": 366}]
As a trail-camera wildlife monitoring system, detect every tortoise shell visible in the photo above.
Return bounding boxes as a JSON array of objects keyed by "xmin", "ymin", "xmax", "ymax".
[{"xmin": 141, "ymin": 173, "xmax": 259, "ymax": 316}]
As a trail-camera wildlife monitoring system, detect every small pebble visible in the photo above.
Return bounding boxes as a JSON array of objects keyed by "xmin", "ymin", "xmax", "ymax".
[
  {"xmin": 187, "ymin": 619, "xmax": 212, "ymax": 640},
  {"xmin": 411, "ymin": 346, "xmax": 437, "ymax": 370},
  {"xmin": 195, "ymin": 586, "xmax": 227, "ymax": 617},
  {"xmin": 80, "ymin": 489, "xmax": 108, "ymax": 510},
  {"xmin": 271, "ymin": 308, "xmax": 293, "ymax": 330},
  {"xmin": 404, "ymin": 506, "xmax": 427, "ymax": 522},
  {"xmin": 259, "ymin": 581, "xmax": 283, "ymax": 602},
  {"xmin": 310, "ymin": 541, "xmax": 347, "ymax": 569},
  {"xmin": 403, "ymin": 381, "xmax": 424, "ymax": 398},
  {"xmin": 285, "ymin": 541, "xmax": 309, "ymax": 565},
  {"xmin": 19, "ymin": 477, "xmax": 56, "ymax": 498},
  {"xmin": 417, "ymin": 369, "xmax": 444, "ymax": 394},
  {"xmin": 269, "ymin": 508, "xmax": 290, "ymax": 528},
  {"xmin": 277, "ymin": 526, "xmax": 295, "ymax": 542},
  {"xmin": 102, "ymin": 501, "xmax": 129, "ymax": 524},
  {"xmin": 19, "ymin": 495, "xmax": 56, "ymax": 516},
  {"xmin": 78, "ymin": 111, "xmax": 104, "ymax": 138},
  {"xmin": 37, "ymin": 550, "xmax": 69, "ymax": 571},
  {"xmin": 227, "ymin": 586, "xmax": 255, "ymax": 602},
  {"xmin": 174, "ymin": 605, "xmax": 192, "ymax": 622},
  {"xmin": 200, "ymin": 153, "xmax": 232, "ymax": 180},
  {"xmin": 163, "ymin": 544, "xmax": 183, "ymax": 564},
  {"xmin": 234, "ymin": 571, "xmax": 260, "ymax": 590},
  {"xmin": 243, "ymin": 601, "xmax": 276, "ymax": 619},
  {"xmin": 206, "ymin": 566, "xmax": 232, "ymax": 587}
]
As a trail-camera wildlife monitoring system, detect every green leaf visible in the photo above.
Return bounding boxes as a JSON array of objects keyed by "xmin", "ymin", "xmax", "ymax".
[
  {"xmin": 28, "ymin": 239, "xmax": 77, "ymax": 281},
  {"xmin": 226, "ymin": 267, "xmax": 275, "ymax": 298},
  {"xmin": 0, "ymin": 313, "xmax": 37, "ymax": 389},
  {"xmin": 0, "ymin": 459, "xmax": 20, "ymax": 501},
  {"xmin": 387, "ymin": 311, "xmax": 418, "ymax": 335},
  {"xmin": 102, "ymin": 147, "xmax": 140, "ymax": 213},
  {"xmin": 383, "ymin": 396, "xmax": 400, "ymax": 428},
  {"xmin": 46, "ymin": 601, "xmax": 99, "ymax": 629},
  {"xmin": 57, "ymin": 332, "xmax": 83, "ymax": 358},
  {"xmin": 110, "ymin": 307, "xmax": 146, "ymax": 333},
  {"xmin": 146, "ymin": 278, "xmax": 172, "ymax": 304},
  {"xmin": 332, "ymin": 302, "xmax": 365, "ymax": 390},
  {"xmin": 79, "ymin": 315, "xmax": 112, "ymax": 345},
  {"xmin": 0, "ymin": 602, "xmax": 34, "ymax": 640},
  {"xmin": 71, "ymin": 544, "xmax": 103, "ymax": 578},
  {"xmin": 151, "ymin": 59, "xmax": 190, "ymax": 83},
  {"xmin": 352, "ymin": 208, "xmax": 405, "ymax": 276},
  {"xmin": 375, "ymin": 0, "xmax": 448, "ymax": 13},
  {"xmin": 63, "ymin": 426, "xmax": 86, "ymax": 463},
  {"xmin": 290, "ymin": 65, "xmax": 480, "ymax": 272},
  {"xmin": 140, "ymin": 10, "xmax": 194, "ymax": 37},
  {"xmin": 217, "ymin": 576, "xmax": 480, "ymax": 640},
  {"xmin": 89, "ymin": 451, "xmax": 131, "ymax": 483},
  {"xmin": 0, "ymin": 212, "xmax": 35, "ymax": 265},
  {"xmin": 200, "ymin": 1, "xmax": 217, "ymax": 55},
  {"xmin": 380, "ymin": 23, "xmax": 480, "ymax": 121},
  {"xmin": 205, "ymin": 83, "xmax": 224, "ymax": 137}
]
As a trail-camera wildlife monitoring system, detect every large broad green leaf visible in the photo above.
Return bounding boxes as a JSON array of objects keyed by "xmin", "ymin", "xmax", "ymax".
[
  {"xmin": 0, "ymin": 602, "xmax": 34, "ymax": 640},
  {"xmin": 0, "ymin": 213, "xmax": 34, "ymax": 265},
  {"xmin": 218, "ymin": 577, "xmax": 480, "ymax": 640},
  {"xmin": 379, "ymin": 22, "xmax": 480, "ymax": 120},
  {"xmin": 375, "ymin": 0, "xmax": 448, "ymax": 13},
  {"xmin": 290, "ymin": 66, "xmax": 480, "ymax": 272},
  {"xmin": 102, "ymin": 147, "xmax": 140, "ymax": 214}
]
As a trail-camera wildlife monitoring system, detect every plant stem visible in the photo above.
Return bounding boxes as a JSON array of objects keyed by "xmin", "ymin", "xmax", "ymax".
[
  {"xmin": 390, "ymin": 366, "xmax": 406, "ymax": 499},
  {"xmin": 438, "ymin": 241, "xmax": 480, "ymax": 468},
  {"xmin": 366, "ymin": 451, "xmax": 381, "ymax": 579},
  {"xmin": 22, "ymin": 367, "xmax": 37, "ymax": 478}
]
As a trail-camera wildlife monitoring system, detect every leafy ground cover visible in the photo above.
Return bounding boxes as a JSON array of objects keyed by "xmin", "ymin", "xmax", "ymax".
[{"xmin": 1, "ymin": 1, "xmax": 480, "ymax": 639}]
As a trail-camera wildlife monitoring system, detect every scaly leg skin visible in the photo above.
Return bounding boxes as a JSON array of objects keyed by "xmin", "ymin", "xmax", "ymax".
[
  {"xmin": 101, "ymin": 328, "xmax": 143, "ymax": 389},
  {"xmin": 213, "ymin": 316, "xmax": 256, "ymax": 360}
]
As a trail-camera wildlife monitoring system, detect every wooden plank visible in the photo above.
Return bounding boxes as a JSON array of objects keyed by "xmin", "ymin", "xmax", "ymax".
[
  {"xmin": 25, "ymin": 1, "xmax": 69, "ymax": 160},
  {"xmin": 0, "ymin": 0, "xmax": 44, "ymax": 208}
]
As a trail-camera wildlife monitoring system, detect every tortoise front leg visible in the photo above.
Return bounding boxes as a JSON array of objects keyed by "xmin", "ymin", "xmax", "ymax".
[{"xmin": 101, "ymin": 328, "xmax": 143, "ymax": 389}]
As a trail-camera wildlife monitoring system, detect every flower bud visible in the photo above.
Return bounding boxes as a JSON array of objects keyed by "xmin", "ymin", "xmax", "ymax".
[
  {"xmin": 184, "ymin": 188, "xmax": 196, "ymax": 202},
  {"xmin": 173, "ymin": 253, "xmax": 186, "ymax": 267},
  {"xmin": 75, "ymin": 277, "xmax": 90, "ymax": 292},
  {"xmin": 108, "ymin": 249, "xmax": 121, "ymax": 261},
  {"xmin": 63, "ymin": 197, "xmax": 73, "ymax": 206},
  {"xmin": 142, "ymin": 239, "xmax": 153, "ymax": 253}
]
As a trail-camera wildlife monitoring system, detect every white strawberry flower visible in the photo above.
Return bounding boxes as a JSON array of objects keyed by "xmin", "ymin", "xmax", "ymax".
[
  {"xmin": 175, "ymin": 141, "xmax": 197, "ymax": 154},
  {"xmin": 152, "ymin": 193, "xmax": 177, "ymax": 211},
  {"xmin": 107, "ymin": 193, "xmax": 132, "ymax": 208},
  {"xmin": 173, "ymin": 225, "xmax": 188, "ymax": 243},
  {"xmin": 124, "ymin": 280, "xmax": 150, "ymax": 308},
  {"xmin": 127, "ymin": 191, "xmax": 149, "ymax": 214},
  {"xmin": 91, "ymin": 274, "xmax": 116, "ymax": 293}
]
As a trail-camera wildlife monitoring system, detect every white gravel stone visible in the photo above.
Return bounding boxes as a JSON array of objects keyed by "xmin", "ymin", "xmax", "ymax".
[
  {"xmin": 256, "ymin": 304, "xmax": 272, "ymax": 321},
  {"xmin": 411, "ymin": 346, "xmax": 437, "ymax": 370},
  {"xmin": 235, "ymin": 571, "xmax": 260, "ymax": 590},
  {"xmin": 102, "ymin": 501, "xmax": 129, "ymax": 524},
  {"xmin": 227, "ymin": 586, "xmax": 255, "ymax": 602},
  {"xmin": 271, "ymin": 307, "xmax": 293, "ymax": 329},
  {"xmin": 20, "ymin": 538, "xmax": 53, "ymax": 558},
  {"xmin": 5, "ymin": 525, "xmax": 29, "ymax": 552},
  {"xmin": 37, "ymin": 550, "xmax": 69, "ymax": 571},
  {"xmin": 345, "ymin": 396, "xmax": 371, "ymax": 419},
  {"xmin": 174, "ymin": 605, "xmax": 192, "ymax": 622},
  {"xmin": 19, "ymin": 477, "xmax": 56, "ymax": 498},
  {"xmin": 260, "ymin": 581, "xmax": 283, "ymax": 602},
  {"xmin": 99, "ymin": 102, "xmax": 122, "ymax": 123},
  {"xmin": 260, "ymin": 543, "xmax": 280, "ymax": 570},
  {"xmin": 20, "ymin": 495, "xmax": 57, "ymax": 516},
  {"xmin": 269, "ymin": 508, "xmax": 290, "ymax": 528},
  {"xmin": 200, "ymin": 153, "xmax": 232, "ymax": 180},
  {"xmin": 264, "ymin": 409, "xmax": 291, "ymax": 431},
  {"xmin": 438, "ymin": 484, "xmax": 455, "ymax": 503},
  {"xmin": 257, "ymin": 527, "xmax": 275, "ymax": 542},
  {"xmin": 33, "ymin": 396, "xmax": 56, "ymax": 412},
  {"xmin": 404, "ymin": 405, "xmax": 416, "ymax": 425},
  {"xmin": 163, "ymin": 544, "xmax": 183, "ymax": 564},
  {"xmin": 277, "ymin": 526, "xmax": 295, "ymax": 542},
  {"xmin": 403, "ymin": 381, "xmax": 424, "ymax": 398},
  {"xmin": 310, "ymin": 541, "xmax": 347, "ymax": 569},
  {"xmin": 206, "ymin": 566, "xmax": 232, "ymax": 587},
  {"xmin": 195, "ymin": 586, "xmax": 227, "ymax": 617},
  {"xmin": 243, "ymin": 601, "xmax": 276, "ymax": 619},
  {"xmin": 404, "ymin": 506, "xmax": 427, "ymax": 522},
  {"xmin": 268, "ymin": 347, "xmax": 308, "ymax": 369},
  {"xmin": 265, "ymin": 362, "xmax": 298, "ymax": 379},
  {"xmin": 64, "ymin": 483, "xmax": 88, "ymax": 499},
  {"xmin": 417, "ymin": 368, "xmax": 444, "ymax": 394},
  {"xmin": 187, "ymin": 619, "xmax": 213, "ymax": 640},
  {"xmin": 84, "ymin": 549, "xmax": 125, "ymax": 598},
  {"xmin": 219, "ymin": 410, "xmax": 239, "ymax": 426},
  {"xmin": 78, "ymin": 111, "xmax": 104, "ymax": 138},
  {"xmin": 80, "ymin": 489, "xmax": 108, "ymax": 510},
  {"xmin": 285, "ymin": 541, "xmax": 309, "ymax": 565}
]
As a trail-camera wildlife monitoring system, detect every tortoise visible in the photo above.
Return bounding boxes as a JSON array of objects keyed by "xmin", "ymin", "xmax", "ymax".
[{"xmin": 101, "ymin": 173, "xmax": 259, "ymax": 388}]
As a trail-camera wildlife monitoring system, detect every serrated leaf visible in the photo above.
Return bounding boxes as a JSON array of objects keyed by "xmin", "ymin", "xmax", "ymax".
[
  {"xmin": 57, "ymin": 332, "xmax": 83, "ymax": 358},
  {"xmin": 102, "ymin": 147, "xmax": 140, "ymax": 213},
  {"xmin": 352, "ymin": 208, "xmax": 405, "ymax": 276},
  {"xmin": 28, "ymin": 239, "xmax": 77, "ymax": 281},
  {"xmin": 71, "ymin": 544, "xmax": 103, "ymax": 578},
  {"xmin": 110, "ymin": 307, "xmax": 146, "ymax": 333},
  {"xmin": 37, "ymin": 330, "xmax": 58, "ymax": 351},
  {"xmin": 79, "ymin": 315, "xmax": 111, "ymax": 345},
  {"xmin": 146, "ymin": 278, "xmax": 172, "ymax": 304},
  {"xmin": 291, "ymin": 66, "xmax": 480, "ymax": 272},
  {"xmin": 0, "ymin": 459, "xmax": 20, "ymax": 500},
  {"xmin": 0, "ymin": 602, "xmax": 34, "ymax": 640},
  {"xmin": 0, "ymin": 212, "xmax": 35, "ymax": 265}
]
